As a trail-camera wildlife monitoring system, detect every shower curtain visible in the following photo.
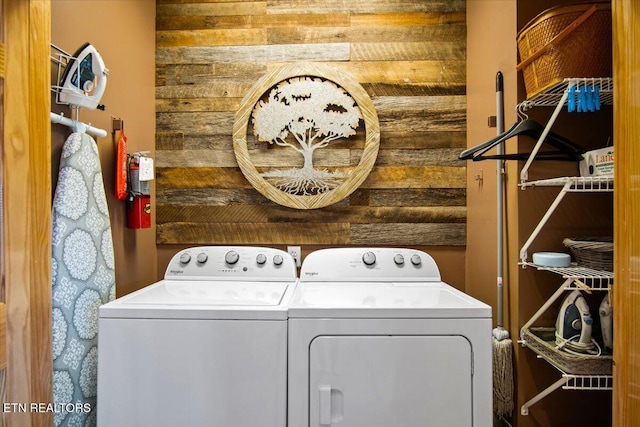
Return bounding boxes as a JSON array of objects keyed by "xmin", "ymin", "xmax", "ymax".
[{"xmin": 52, "ymin": 132, "xmax": 115, "ymax": 426}]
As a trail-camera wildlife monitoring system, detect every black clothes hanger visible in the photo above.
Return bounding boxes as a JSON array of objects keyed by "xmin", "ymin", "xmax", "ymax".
[{"xmin": 459, "ymin": 115, "xmax": 585, "ymax": 162}]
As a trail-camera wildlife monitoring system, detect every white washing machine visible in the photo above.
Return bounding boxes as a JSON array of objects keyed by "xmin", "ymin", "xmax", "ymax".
[
  {"xmin": 288, "ymin": 248, "xmax": 492, "ymax": 427},
  {"xmin": 97, "ymin": 246, "xmax": 297, "ymax": 427}
]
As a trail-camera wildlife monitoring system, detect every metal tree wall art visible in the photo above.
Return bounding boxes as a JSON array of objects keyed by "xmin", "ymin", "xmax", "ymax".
[
  {"xmin": 252, "ymin": 77, "xmax": 362, "ymax": 196},
  {"xmin": 233, "ymin": 62, "xmax": 380, "ymax": 209}
]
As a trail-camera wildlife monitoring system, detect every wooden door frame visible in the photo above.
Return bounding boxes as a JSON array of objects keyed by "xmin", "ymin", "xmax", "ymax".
[
  {"xmin": 0, "ymin": 0, "xmax": 6, "ymax": 421},
  {"xmin": 3, "ymin": 0, "xmax": 52, "ymax": 425},
  {"xmin": 613, "ymin": 1, "xmax": 640, "ymax": 426}
]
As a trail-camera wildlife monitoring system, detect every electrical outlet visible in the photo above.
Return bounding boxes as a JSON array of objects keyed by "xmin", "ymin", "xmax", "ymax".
[{"xmin": 288, "ymin": 246, "xmax": 301, "ymax": 268}]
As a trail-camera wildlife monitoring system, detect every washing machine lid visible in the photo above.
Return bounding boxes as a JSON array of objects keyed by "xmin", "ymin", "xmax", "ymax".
[
  {"xmin": 288, "ymin": 281, "xmax": 491, "ymax": 319},
  {"xmin": 99, "ymin": 279, "xmax": 296, "ymax": 320}
]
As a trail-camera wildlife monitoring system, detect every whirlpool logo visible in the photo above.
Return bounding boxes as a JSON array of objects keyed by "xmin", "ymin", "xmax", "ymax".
[{"xmin": 304, "ymin": 271, "xmax": 319, "ymax": 276}]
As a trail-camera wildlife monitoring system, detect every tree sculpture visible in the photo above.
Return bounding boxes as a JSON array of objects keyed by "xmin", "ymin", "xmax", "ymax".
[{"xmin": 251, "ymin": 76, "xmax": 363, "ymax": 196}]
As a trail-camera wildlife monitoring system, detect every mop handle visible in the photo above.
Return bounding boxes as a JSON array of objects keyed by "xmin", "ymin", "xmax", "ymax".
[{"xmin": 496, "ymin": 71, "xmax": 505, "ymax": 329}]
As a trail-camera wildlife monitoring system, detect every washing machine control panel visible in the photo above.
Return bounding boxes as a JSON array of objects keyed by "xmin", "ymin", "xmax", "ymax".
[
  {"xmin": 165, "ymin": 246, "xmax": 297, "ymax": 281},
  {"xmin": 300, "ymin": 248, "xmax": 441, "ymax": 282}
]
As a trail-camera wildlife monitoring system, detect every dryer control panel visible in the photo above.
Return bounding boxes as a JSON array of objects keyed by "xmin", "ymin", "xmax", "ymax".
[
  {"xmin": 300, "ymin": 248, "xmax": 441, "ymax": 282},
  {"xmin": 165, "ymin": 246, "xmax": 297, "ymax": 281}
]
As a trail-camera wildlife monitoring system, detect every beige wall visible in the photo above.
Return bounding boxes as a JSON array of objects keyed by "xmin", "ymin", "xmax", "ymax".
[
  {"xmin": 465, "ymin": 0, "xmax": 519, "ymax": 324},
  {"xmin": 51, "ymin": 0, "xmax": 157, "ymax": 297}
]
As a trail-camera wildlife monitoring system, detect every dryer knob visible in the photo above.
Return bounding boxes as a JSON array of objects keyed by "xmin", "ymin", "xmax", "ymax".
[
  {"xmin": 362, "ymin": 251, "xmax": 376, "ymax": 266},
  {"xmin": 225, "ymin": 250, "xmax": 240, "ymax": 265},
  {"xmin": 179, "ymin": 253, "xmax": 192, "ymax": 264},
  {"xmin": 256, "ymin": 253, "xmax": 267, "ymax": 265},
  {"xmin": 273, "ymin": 254, "xmax": 284, "ymax": 266},
  {"xmin": 197, "ymin": 253, "xmax": 208, "ymax": 264},
  {"xmin": 411, "ymin": 254, "xmax": 422, "ymax": 266},
  {"xmin": 394, "ymin": 254, "xmax": 405, "ymax": 265}
]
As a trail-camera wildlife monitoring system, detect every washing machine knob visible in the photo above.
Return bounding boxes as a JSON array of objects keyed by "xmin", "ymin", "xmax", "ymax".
[
  {"xmin": 273, "ymin": 254, "xmax": 284, "ymax": 266},
  {"xmin": 197, "ymin": 253, "xmax": 208, "ymax": 264},
  {"xmin": 256, "ymin": 253, "xmax": 267, "ymax": 265},
  {"xmin": 225, "ymin": 250, "xmax": 239, "ymax": 265},
  {"xmin": 362, "ymin": 251, "xmax": 376, "ymax": 266},
  {"xmin": 179, "ymin": 253, "xmax": 192, "ymax": 264},
  {"xmin": 394, "ymin": 254, "xmax": 405, "ymax": 265},
  {"xmin": 411, "ymin": 254, "xmax": 422, "ymax": 266}
]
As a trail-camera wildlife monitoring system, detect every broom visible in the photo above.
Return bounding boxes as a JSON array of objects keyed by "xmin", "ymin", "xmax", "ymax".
[{"xmin": 492, "ymin": 71, "xmax": 514, "ymax": 420}]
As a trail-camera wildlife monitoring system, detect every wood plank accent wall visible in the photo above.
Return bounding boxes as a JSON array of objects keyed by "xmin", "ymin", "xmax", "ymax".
[{"xmin": 156, "ymin": 0, "xmax": 467, "ymax": 246}]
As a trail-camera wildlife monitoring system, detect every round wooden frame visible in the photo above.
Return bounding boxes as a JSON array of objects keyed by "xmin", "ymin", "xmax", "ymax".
[{"xmin": 232, "ymin": 62, "xmax": 380, "ymax": 210}]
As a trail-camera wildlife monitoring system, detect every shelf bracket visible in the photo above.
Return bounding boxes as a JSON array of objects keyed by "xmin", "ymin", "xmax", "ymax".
[
  {"xmin": 519, "ymin": 83, "xmax": 572, "ymax": 184},
  {"xmin": 521, "ymin": 376, "xmax": 569, "ymax": 415},
  {"xmin": 521, "ymin": 373, "xmax": 613, "ymax": 415},
  {"xmin": 521, "ymin": 278, "xmax": 572, "ymax": 332},
  {"xmin": 519, "ymin": 179, "xmax": 573, "ymax": 263}
]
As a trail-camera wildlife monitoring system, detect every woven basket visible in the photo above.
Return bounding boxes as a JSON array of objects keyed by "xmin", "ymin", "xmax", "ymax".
[
  {"xmin": 521, "ymin": 327, "xmax": 612, "ymax": 375},
  {"xmin": 517, "ymin": 3, "xmax": 612, "ymax": 99},
  {"xmin": 563, "ymin": 237, "xmax": 613, "ymax": 272}
]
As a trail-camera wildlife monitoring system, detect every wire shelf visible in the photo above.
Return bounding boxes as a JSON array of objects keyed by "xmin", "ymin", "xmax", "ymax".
[
  {"xmin": 520, "ymin": 176, "xmax": 613, "ymax": 191},
  {"xmin": 520, "ymin": 262, "xmax": 613, "ymax": 289},
  {"xmin": 519, "ymin": 176, "xmax": 614, "ymax": 264},
  {"xmin": 518, "ymin": 77, "xmax": 614, "ymax": 418},
  {"xmin": 520, "ymin": 327, "xmax": 613, "ymax": 415},
  {"xmin": 563, "ymin": 374, "xmax": 612, "ymax": 391},
  {"xmin": 525, "ymin": 77, "xmax": 613, "ymax": 108},
  {"xmin": 518, "ymin": 77, "xmax": 613, "ymax": 184},
  {"xmin": 521, "ymin": 369, "xmax": 612, "ymax": 415}
]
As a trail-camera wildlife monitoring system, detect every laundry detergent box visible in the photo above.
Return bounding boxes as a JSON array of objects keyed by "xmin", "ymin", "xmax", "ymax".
[{"xmin": 580, "ymin": 146, "xmax": 614, "ymax": 177}]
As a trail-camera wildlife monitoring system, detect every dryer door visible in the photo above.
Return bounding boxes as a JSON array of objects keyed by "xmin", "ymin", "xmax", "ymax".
[{"xmin": 309, "ymin": 335, "xmax": 473, "ymax": 427}]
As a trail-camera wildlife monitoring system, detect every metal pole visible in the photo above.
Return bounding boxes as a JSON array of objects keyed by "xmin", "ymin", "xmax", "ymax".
[{"xmin": 496, "ymin": 71, "xmax": 505, "ymax": 329}]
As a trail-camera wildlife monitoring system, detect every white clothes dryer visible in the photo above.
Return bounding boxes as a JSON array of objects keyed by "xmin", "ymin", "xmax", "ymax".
[
  {"xmin": 288, "ymin": 248, "xmax": 492, "ymax": 427},
  {"xmin": 97, "ymin": 246, "xmax": 297, "ymax": 427}
]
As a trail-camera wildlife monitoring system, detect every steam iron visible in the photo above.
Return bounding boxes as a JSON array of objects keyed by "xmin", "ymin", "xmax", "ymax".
[
  {"xmin": 58, "ymin": 43, "xmax": 108, "ymax": 110},
  {"xmin": 599, "ymin": 293, "xmax": 613, "ymax": 352},
  {"xmin": 555, "ymin": 290, "xmax": 597, "ymax": 354}
]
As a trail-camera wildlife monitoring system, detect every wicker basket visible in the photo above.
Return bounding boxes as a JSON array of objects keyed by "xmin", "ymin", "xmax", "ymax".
[
  {"xmin": 521, "ymin": 327, "xmax": 612, "ymax": 375},
  {"xmin": 517, "ymin": 3, "xmax": 612, "ymax": 99},
  {"xmin": 563, "ymin": 237, "xmax": 613, "ymax": 272}
]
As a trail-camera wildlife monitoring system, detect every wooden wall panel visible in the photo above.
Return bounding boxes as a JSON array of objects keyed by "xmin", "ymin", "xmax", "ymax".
[{"xmin": 156, "ymin": 0, "xmax": 466, "ymax": 246}]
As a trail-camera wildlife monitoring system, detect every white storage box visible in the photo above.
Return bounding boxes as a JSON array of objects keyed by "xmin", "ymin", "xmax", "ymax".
[{"xmin": 579, "ymin": 146, "xmax": 614, "ymax": 177}]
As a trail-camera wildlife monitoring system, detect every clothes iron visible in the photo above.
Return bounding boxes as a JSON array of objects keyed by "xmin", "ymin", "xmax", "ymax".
[
  {"xmin": 58, "ymin": 43, "xmax": 108, "ymax": 110},
  {"xmin": 599, "ymin": 293, "xmax": 613, "ymax": 352},
  {"xmin": 555, "ymin": 290, "xmax": 598, "ymax": 354}
]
